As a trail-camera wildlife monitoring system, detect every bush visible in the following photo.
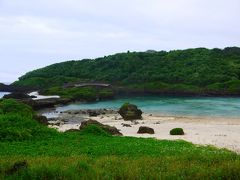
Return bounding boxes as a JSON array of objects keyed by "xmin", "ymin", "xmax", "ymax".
[
  {"xmin": 170, "ymin": 128, "xmax": 184, "ymax": 135},
  {"xmin": 79, "ymin": 125, "xmax": 110, "ymax": 136},
  {"xmin": 0, "ymin": 99, "xmax": 34, "ymax": 118},
  {"xmin": 0, "ymin": 114, "xmax": 58, "ymax": 141},
  {"xmin": 0, "ymin": 99, "xmax": 58, "ymax": 141}
]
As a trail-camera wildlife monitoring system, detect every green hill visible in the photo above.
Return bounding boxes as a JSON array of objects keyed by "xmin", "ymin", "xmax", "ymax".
[{"xmin": 14, "ymin": 47, "xmax": 240, "ymax": 95}]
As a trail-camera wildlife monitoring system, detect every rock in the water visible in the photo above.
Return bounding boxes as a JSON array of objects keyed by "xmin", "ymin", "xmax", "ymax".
[
  {"xmin": 137, "ymin": 126, "xmax": 154, "ymax": 134},
  {"xmin": 118, "ymin": 103, "xmax": 142, "ymax": 120},
  {"xmin": 64, "ymin": 109, "xmax": 116, "ymax": 116},
  {"xmin": 80, "ymin": 120, "xmax": 122, "ymax": 136},
  {"xmin": 3, "ymin": 92, "xmax": 31, "ymax": 99},
  {"xmin": 22, "ymin": 98, "xmax": 71, "ymax": 110}
]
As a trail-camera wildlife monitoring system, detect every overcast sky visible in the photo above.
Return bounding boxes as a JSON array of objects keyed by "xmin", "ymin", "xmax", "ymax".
[{"xmin": 0, "ymin": 0, "xmax": 239, "ymax": 82}]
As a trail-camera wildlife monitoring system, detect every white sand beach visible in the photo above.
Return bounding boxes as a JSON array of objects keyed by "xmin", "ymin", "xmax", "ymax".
[
  {"xmin": 93, "ymin": 114, "xmax": 240, "ymax": 153},
  {"xmin": 49, "ymin": 112, "xmax": 240, "ymax": 153}
]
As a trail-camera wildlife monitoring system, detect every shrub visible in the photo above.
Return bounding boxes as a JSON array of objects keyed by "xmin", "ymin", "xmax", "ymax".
[
  {"xmin": 0, "ymin": 114, "xmax": 58, "ymax": 142},
  {"xmin": 0, "ymin": 99, "xmax": 34, "ymax": 118},
  {"xmin": 170, "ymin": 128, "xmax": 184, "ymax": 135},
  {"xmin": 79, "ymin": 125, "xmax": 110, "ymax": 136}
]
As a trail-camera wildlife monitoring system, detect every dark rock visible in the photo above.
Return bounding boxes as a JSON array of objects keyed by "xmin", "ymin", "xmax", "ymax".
[
  {"xmin": 137, "ymin": 126, "xmax": 154, "ymax": 134},
  {"xmin": 64, "ymin": 109, "xmax": 117, "ymax": 116},
  {"xmin": 3, "ymin": 92, "xmax": 32, "ymax": 99},
  {"xmin": 65, "ymin": 129, "xmax": 80, "ymax": 133},
  {"xmin": 30, "ymin": 95, "xmax": 37, "ymax": 98},
  {"xmin": 5, "ymin": 161, "xmax": 28, "ymax": 175},
  {"xmin": 0, "ymin": 83, "xmax": 31, "ymax": 92},
  {"xmin": 21, "ymin": 98, "xmax": 71, "ymax": 110},
  {"xmin": 80, "ymin": 120, "xmax": 122, "ymax": 136},
  {"xmin": 122, "ymin": 123, "xmax": 132, "ymax": 127},
  {"xmin": 170, "ymin": 128, "xmax": 184, "ymax": 135},
  {"xmin": 50, "ymin": 122, "xmax": 61, "ymax": 126},
  {"xmin": 33, "ymin": 115, "xmax": 49, "ymax": 125},
  {"xmin": 118, "ymin": 103, "xmax": 142, "ymax": 120},
  {"xmin": 88, "ymin": 110, "xmax": 100, "ymax": 117},
  {"xmin": 132, "ymin": 121, "xmax": 140, "ymax": 125}
]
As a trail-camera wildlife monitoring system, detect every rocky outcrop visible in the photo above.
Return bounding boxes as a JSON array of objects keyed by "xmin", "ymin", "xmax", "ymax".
[
  {"xmin": 0, "ymin": 83, "xmax": 32, "ymax": 92},
  {"xmin": 64, "ymin": 109, "xmax": 117, "ymax": 116},
  {"xmin": 137, "ymin": 126, "xmax": 154, "ymax": 134},
  {"xmin": 121, "ymin": 123, "xmax": 132, "ymax": 127},
  {"xmin": 33, "ymin": 115, "xmax": 49, "ymax": 125},
  {"xmin": 118, "ymin": 103, "xmax": 142, "ymax": 120},
  {"xmin": 21, "ymin": 98, "xmax": 71, "ymax": 110},
  {"xmin": 3, "ymin": 92, "xmax": 32, "ymax": 99},
  {"xmin": 80, "ymin": 120, "xmax": 122, "ymax": 136}
]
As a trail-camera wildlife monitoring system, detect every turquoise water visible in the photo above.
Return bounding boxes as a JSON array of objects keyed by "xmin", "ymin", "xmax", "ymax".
[
  {"xmin": 56, "ymin": 96, "xmax": 240, "ymax": 117},
  {"xmin": 0, "ymin": 92, "xmax": 10, "ymax": 98}
]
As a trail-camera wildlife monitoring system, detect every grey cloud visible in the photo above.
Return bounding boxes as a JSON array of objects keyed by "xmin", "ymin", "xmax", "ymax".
[{"xmin": 0, "ymin": 0, "xmax": 239, "ymax": 82}]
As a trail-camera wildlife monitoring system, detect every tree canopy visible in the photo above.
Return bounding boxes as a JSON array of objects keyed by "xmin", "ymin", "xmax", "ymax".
[{"xmin": 14, "ymin": 47, "xmax": 240, "ymax": 95}]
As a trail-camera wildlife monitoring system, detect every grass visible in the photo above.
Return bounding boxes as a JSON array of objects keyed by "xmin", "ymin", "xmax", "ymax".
[
  {"xmin": 0, "ymin": 99, "xmax": 240, "ymax": 179},
  {"xmin": 1, "ymin": 133, "xmax": 240, "ymax": 179}
]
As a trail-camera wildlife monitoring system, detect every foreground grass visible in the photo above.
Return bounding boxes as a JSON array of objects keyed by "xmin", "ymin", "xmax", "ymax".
[
  {"xmin": 1, "ymin": 131, "xmax": 240, "ymax": 179},
  {"xmin": 1, "ymin": 99, "xmax": 240, "ymax": 179}
]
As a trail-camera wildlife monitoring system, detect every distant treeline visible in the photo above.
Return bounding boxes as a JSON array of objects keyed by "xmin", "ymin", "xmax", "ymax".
[{"xmin": 14, "ymin": 47, "xmax": 240, "ymax": 95}]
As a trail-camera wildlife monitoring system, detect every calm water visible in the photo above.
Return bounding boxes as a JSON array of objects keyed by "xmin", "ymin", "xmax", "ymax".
[
  {"xmin": 0, "ymin": 92, "xmax": 10, "ymax": 98},
  {"xmin": 55, "ymin": 96, "xmax": 240, "ymax": 118}
]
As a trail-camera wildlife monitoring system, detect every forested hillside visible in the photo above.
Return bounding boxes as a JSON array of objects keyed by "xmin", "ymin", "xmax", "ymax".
[{"xmin": 14, "ymin": 47, "xmax": 240, "ymax": 95}]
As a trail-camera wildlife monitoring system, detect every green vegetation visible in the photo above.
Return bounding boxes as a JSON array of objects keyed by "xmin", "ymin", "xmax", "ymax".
[
  {"xmin": 42, "ymin": 86, "xmax": 114, "ymax": 101},
  {"xmin": 170, "ymin": 128, "xmax": 185, "ymax": 135},
  {"xmin": 1, "ymin": 99, "xmax": 240, "ymax": 179},
  {"xmin": 0, "ymin": 99, "xmax": 58, "ymax": 142},
  {"xmin": 0, "ymin": 99, "xmax": 34, "ymax": 118},
  {"xmin": 14, "ymin": 47, "xmax": 240, "ymax": 95}
]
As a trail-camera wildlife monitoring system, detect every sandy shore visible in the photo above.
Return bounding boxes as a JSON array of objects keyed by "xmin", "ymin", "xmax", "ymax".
[{"xmin": 49, "ymin": 111, "xmax": 240, "ymax": 153}]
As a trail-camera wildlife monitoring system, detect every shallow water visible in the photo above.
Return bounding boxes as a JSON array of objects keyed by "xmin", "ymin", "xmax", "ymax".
[
  {"xmin": 54, "ymin": 96, "xmax": 240, "ymax": 118},
  {"xmin": 0, "ymin": 92, "xmax": 10, "ymax": 98}
]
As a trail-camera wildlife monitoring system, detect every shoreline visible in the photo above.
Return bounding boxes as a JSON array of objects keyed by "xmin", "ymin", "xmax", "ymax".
[{"xmin": 47, "ymin": 110, "xmax": 240, "ymax": 153}]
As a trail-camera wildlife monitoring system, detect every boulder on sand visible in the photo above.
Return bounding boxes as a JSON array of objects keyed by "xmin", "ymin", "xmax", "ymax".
[
  {"xmin": 118, "ymin": 103, "xmax": 142, "ymax": 120},
  {"xmin": 80, "ymin": 119, "xmax": 122, "ymax": 136},
  {"xmin": 137, "ymin": 126, "xmax": 155, "ymax": 134}
]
